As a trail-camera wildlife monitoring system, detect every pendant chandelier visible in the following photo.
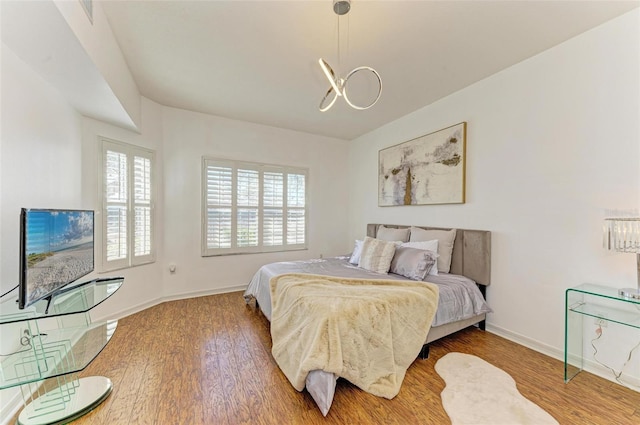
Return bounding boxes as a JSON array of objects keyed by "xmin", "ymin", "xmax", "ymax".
[{"xmin": 318, "ymin": 0, "xmax": 382, "ymax": 112}]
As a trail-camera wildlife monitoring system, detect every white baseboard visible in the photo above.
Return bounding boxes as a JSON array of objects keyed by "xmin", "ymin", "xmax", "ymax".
[
  {"xmin": 486, "ymin": 323, "xmax": 640, "ymax": 391},
  {"xmin": 486, "ymin": 323, "xmax": 563, "ymax": 360},
  {"xmin": 91, "ymin": 284, "xmax": 247, "ymax": 322}
]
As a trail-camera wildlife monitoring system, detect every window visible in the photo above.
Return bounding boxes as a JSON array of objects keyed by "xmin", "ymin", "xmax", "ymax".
[
  {"xmin": 202, "ymin": 158, "xmax": 308, "ymax": 256},
  {"xmin": 101, "ymin": 138, "xmax": 155, "ymax": 270}
]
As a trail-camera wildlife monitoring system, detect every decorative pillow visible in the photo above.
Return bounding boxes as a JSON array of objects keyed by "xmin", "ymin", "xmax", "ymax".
[
  {"xmin": 409, "ymin": 227, "xmax": 457, "ymax": 273},
  {"xmin": 390, "ymin": 246, "xmax": 438, "ymax": 281},
  {"xmin": 358, "ymin": 236, "xmax": 398, "ymax": 274},
  {"xmin": 376, "ymin": 225, "xmax": 410, "ymax": 242},
  {"xmin": 348, "ymin": 240, "xmax": 363, "ymax": 265},
  {"xmin": 401, "ymin": 240, "xmax": 439, "ymax": 276}
]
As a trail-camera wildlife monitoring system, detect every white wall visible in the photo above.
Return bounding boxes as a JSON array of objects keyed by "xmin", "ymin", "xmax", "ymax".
[
  {"xmin": 347, "ymin": 10, "xmax": 640, "ymax": 384},
  {"xmin": 0, "ymin": 45, "xmax": 85, "ymax": 294},
  {"xmin": 0, "ymin": 42, "xmax": 84, "ymax": 422},
  {"xmin": 161, "ymin": 107, "xmax": 350, "ymax": 299},
  {"xmin": 53, "ymin": 0, "xmax": 141, "ymax": 130},
  {"xmin": 1, "ymin": 0, "xmax": 138, "ymax": 133}
]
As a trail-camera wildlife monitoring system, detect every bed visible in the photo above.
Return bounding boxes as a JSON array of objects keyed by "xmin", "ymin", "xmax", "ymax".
[{"xmin": 243, "ymin": 224, "xmax": 491, "ymax": 415}]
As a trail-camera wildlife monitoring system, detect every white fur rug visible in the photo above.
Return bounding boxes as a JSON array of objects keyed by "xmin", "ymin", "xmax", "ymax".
[{"xmin": 435, "ymin": 353, "xmax": 559, "ymax": 425}]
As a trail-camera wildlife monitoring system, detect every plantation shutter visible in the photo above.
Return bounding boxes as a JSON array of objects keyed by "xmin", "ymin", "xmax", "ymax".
[
  {"xmin": 205, "ymin": 164, "xmax": 233, "ymax": 249},
  {"xmin": 102, "ymin": 138, "xmax": 155, "ymax": 271},
  {"xmin": 202, "ymin": 158, "xmax": 307, "ymax": 256},
  {"xmin": 287, "ymin": 173, "xmax": 306, "ymax": 246},
  {"xmin": 105, "ymin": 149, "xmax": 128, "ymax": 268},
  {"xmin": 237, "ymin": 168, "xmax": 259, "ymax": 247},
  {"xmin": 263, "ymin": 172, "xmax": 284, "ymax": 246},
  {"xmin": 132, "ymin": 153, "xmax": 153, "ymax": 264}
]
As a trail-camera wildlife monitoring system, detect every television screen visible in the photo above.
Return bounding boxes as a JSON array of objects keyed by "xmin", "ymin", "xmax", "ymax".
[{"xmin": 19, "ymin": 209, "xmax": 95, "ymax": 309}]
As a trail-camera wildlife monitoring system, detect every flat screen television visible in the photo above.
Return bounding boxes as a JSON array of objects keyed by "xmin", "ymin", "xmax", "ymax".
[{"xmin": 18, "ymin": 208, "xmax": 95, "ymax": 309}]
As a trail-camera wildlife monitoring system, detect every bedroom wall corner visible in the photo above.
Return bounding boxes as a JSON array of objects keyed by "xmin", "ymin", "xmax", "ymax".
[{"xmin": 53, "ymin": 0, "xmax": 142, "ymax": 130}]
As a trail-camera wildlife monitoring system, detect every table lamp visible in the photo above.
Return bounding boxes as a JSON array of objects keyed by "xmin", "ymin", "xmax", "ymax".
[{"xmin": 604, "ymin": 217, "xmax": 640, "ymax": 299}]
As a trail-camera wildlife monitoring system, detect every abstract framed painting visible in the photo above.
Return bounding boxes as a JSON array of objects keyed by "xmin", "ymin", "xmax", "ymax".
[{"xmin": 378, "ymin": 122, "xmax": 466, "ymax": 206}]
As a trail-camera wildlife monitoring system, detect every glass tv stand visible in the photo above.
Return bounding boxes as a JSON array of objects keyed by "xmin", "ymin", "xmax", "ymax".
[{"xmin": 0, "ymin": 277, "xmax": 123, "ymax": 425}]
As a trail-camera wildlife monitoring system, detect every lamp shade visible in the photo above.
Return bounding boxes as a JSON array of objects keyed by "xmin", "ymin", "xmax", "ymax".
[
  {"xmin": 603, "ymin": 218, "xmax": 640, "ymax": 253},
  {"xmin": 603, "ymin": 217, "xmax": 640, "ymax": 300}
]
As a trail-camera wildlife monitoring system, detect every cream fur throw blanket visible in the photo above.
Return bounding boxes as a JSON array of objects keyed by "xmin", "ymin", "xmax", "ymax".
[{"xmin": 270, "ymin": 273, "xmax": 439, "ymax": 399}]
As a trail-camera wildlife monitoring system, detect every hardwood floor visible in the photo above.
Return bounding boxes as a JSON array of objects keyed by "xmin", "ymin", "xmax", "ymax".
[{"xmin": 15, "ymin": 292, "xmax": 640, "ymax": 424}]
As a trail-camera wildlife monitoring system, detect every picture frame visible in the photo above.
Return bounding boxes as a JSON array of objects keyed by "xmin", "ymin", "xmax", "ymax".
[{"xmin": 378, "ymin": 122, "xmax": 466, "ymax": 206}]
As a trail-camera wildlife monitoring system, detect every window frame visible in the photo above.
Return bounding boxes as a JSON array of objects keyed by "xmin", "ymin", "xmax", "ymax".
[
  {"xmin": 100, "ymin": 137, "xmax": 156, "ymax": 271},
  {"xmin": 202, "ymin": 157, "xmax": 308, "ymax": 257}
]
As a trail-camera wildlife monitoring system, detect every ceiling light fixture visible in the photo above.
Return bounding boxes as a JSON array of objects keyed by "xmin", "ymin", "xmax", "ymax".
[{"xmin": 318, "ymin": 0, "xmax": 382, "ymax": 112}]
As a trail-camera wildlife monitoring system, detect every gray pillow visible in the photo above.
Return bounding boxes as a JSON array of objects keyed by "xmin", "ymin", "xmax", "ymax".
[
  {"xmin": 390, "ymin": 246, "xmax": 438, "ymax": 281},
  {"xmin": 401, "ymin": 240, "xmax": 439, "ymax": 276},
  {"xmin": 409, "ymin": 227, "xmax": 457, "ymax": 273},
  {"xmin": 376, "ymin": 225, "xmax": 410, "ymax": 242}
]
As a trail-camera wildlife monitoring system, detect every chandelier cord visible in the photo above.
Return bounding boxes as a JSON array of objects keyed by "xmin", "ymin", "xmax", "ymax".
[
  {"xmin": 337, "ymin": 12, "xmax": 351, "ymax": 72},
  {"xmin": 337, "ymin": 13, "xmax": 340, "ymax": 70},
  {"xmin": 346, "ymin": 13, "xmax": 349, "ymax": 68}
]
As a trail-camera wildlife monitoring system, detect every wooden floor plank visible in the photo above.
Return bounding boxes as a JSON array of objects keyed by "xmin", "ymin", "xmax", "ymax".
[
  {"xmin": 11, "ymin": 291, "xmax": 640, "ymax": 424},
  {"xmin": 196, "ymin": 295, "xmax": 230, "ymax": 424}
]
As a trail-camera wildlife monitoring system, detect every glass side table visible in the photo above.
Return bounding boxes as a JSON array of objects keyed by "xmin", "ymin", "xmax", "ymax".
[
  {"xmin": 565, "ymin": 283, "xmax": 640, "ymax": 382},
  {"xmin": 0, "ymin": 277, "xmax": 123, "ymax": 425}
]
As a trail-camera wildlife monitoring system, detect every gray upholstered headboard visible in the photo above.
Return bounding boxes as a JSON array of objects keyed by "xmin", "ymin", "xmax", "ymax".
[{"xmin": 367, "ymin": 224, "xmax": 491, "ymax": 286}]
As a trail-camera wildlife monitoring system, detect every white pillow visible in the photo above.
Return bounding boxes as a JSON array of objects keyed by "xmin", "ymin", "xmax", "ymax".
[
  {"xmin": 376, "ymin": 225, "xmax": 410, "ymax": 242},
  {"xmin": 349, "ymin": 240, "xmax": 363, "ymax": 265},
  {"xmin": 409, "ymin": 227, "xmax": 457, "ymax": 273},
  {"xmin": 358, "ymin": 237, "xmax": 398, "ymax": 274},
  {"xmin": 401, "ymin": 240, "xmax": 439, "ymax": 276}
]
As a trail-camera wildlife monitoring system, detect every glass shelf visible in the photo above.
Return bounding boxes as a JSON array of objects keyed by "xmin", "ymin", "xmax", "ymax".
[
  {"xmin": 568, "ymin": 301, "xmax": 640, "ymax": 329},
  {"xmin": 564, "ymin": 283, "xmax": 640, "ymax": 383},
  {"xmin": 569, "ymin": 283, "xmax": 640, "ymax": 306},
  {"xmin": 0, "ymin": 277, "xmax": 123, "ymax": 325},
  {"xmin": 0, "ymin": 320, "xmax": 117, "ymax": 390}
]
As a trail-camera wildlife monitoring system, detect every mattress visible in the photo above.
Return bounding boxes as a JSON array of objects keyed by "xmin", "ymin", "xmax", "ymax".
[{"xmin": 243, "ymin": 256, "xmax": 491, "ymax": 326}]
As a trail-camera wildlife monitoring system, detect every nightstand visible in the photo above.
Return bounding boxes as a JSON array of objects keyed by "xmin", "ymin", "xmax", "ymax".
[{"xmin": 565, "ymin": 283, "xmax": 640, "ymax": 382}]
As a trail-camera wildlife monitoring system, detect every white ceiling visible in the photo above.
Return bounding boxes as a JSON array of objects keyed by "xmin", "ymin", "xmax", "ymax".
[{"xmin": 101, "ymin": 1, "xmax": 638, "ymax": 140}]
